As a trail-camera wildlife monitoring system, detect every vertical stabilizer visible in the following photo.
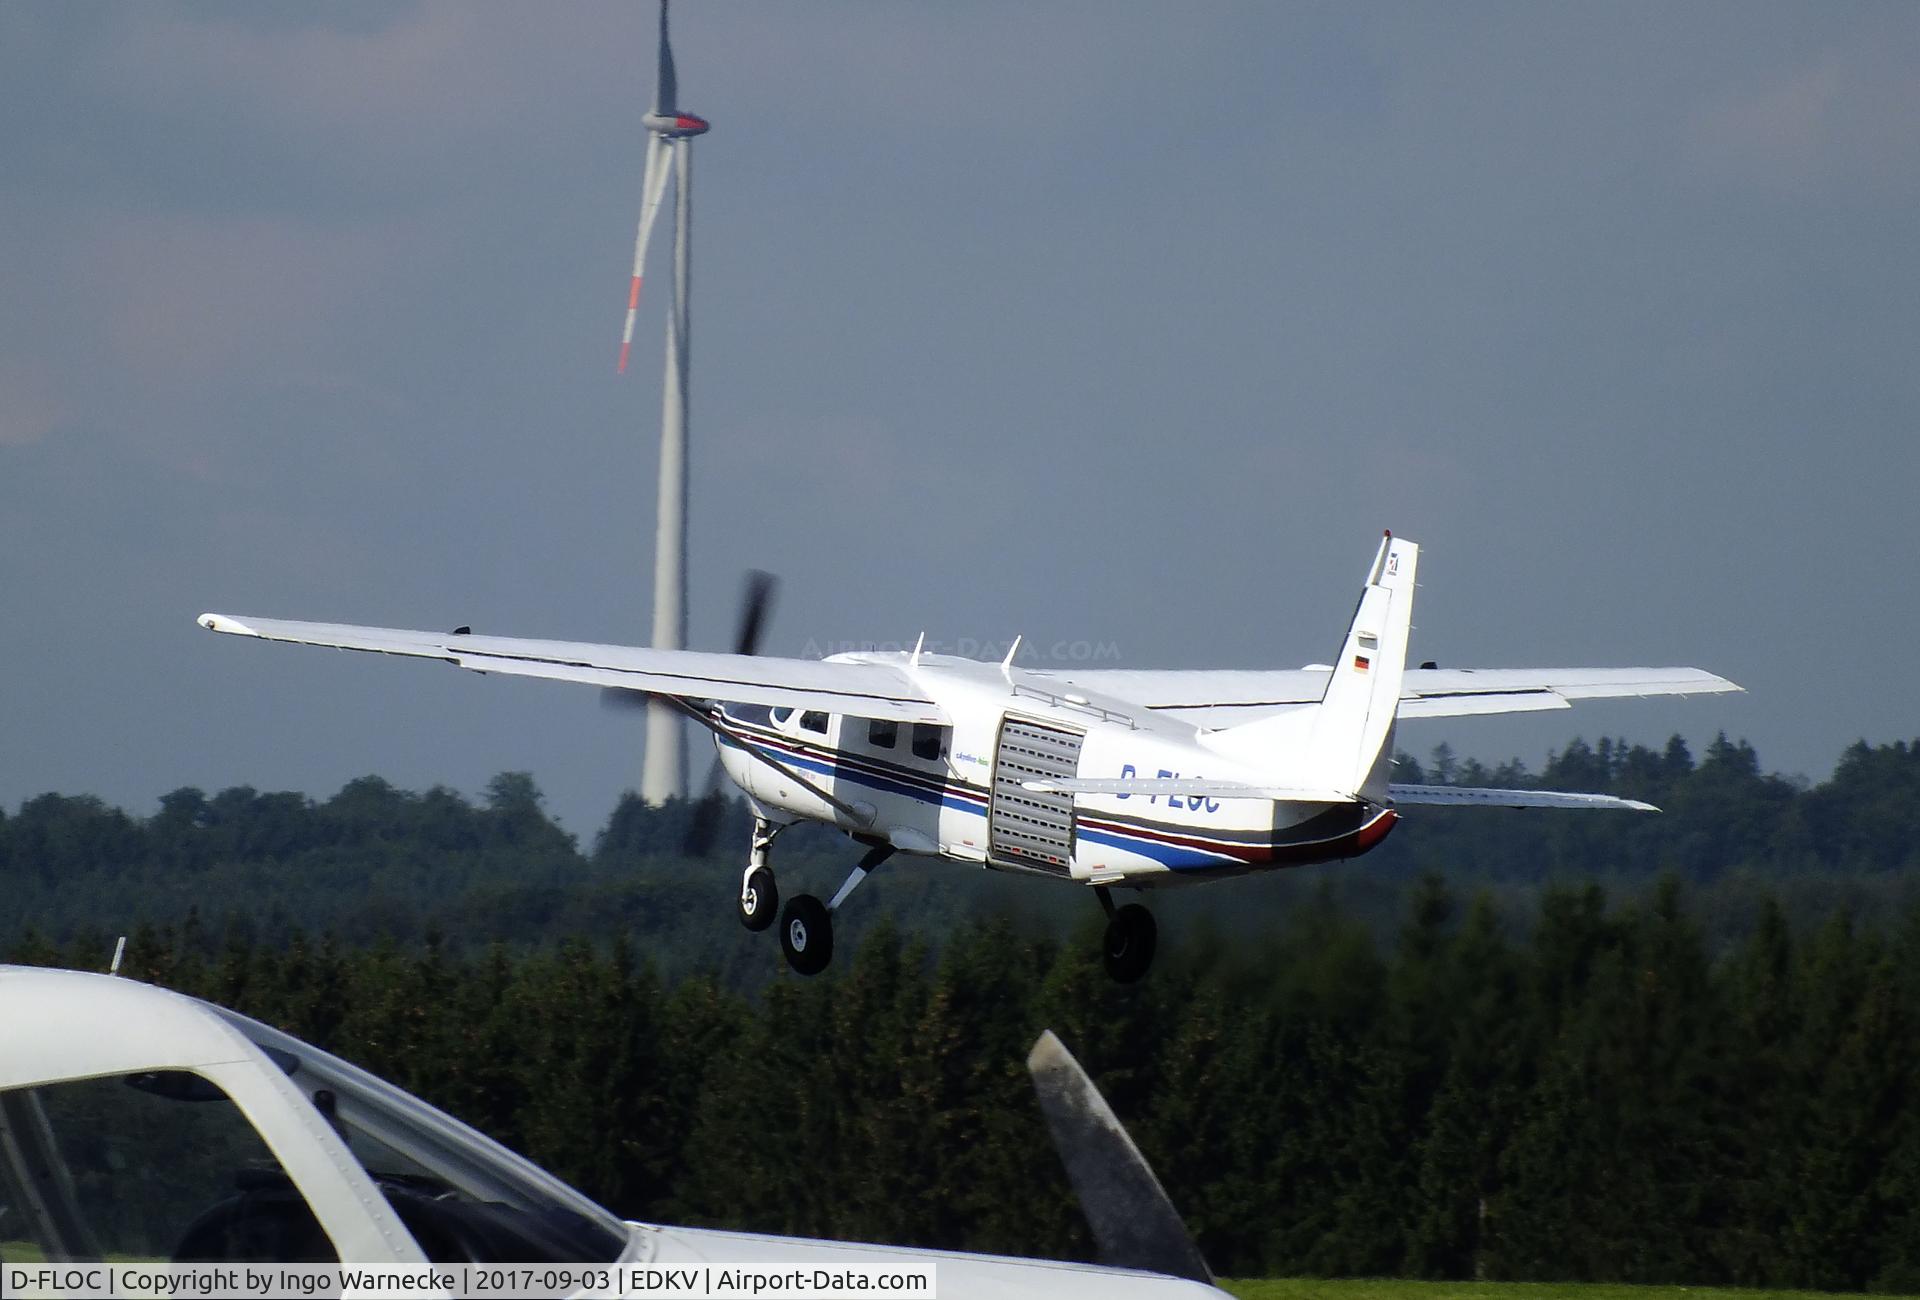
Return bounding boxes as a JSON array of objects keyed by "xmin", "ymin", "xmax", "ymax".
[
  {"xmin": 1207, "ymin": 533, "xmax": 1418, "ymax": 799},
  {"xmin": 1311, "ymin": 532, "xmax": 1417, "ymax": 798}
]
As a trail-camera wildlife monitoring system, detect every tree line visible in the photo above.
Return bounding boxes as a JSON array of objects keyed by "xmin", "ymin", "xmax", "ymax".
[
  {"xmin": 5, "ymin": 736, "xmax": 1920, "ymax": 968},
  {"xmin": 9, "ymin": 876, "xmax": 1920, "ymax": 1290}
]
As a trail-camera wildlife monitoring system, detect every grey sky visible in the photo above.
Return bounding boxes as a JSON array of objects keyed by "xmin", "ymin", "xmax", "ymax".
[{"xmin": 3, "ymin": 2, "xmax": 1915, "ymax": 838}]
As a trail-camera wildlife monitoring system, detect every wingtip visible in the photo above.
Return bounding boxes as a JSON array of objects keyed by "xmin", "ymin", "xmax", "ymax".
[{"xmin": 198, "ymin": 613, "xmax": 254, "ymax": 636}]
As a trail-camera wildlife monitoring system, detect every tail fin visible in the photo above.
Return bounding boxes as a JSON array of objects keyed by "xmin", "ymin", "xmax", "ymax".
[
  {"xmin": 1311, "ymin": 532, "xmax": 1417, "ymax": 798},
  {"xmin": 1204, "ymin": 532, "xmax": 1418, "ymax": 800}
]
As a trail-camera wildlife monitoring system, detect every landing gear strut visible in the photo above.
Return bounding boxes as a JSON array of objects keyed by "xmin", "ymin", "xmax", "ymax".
[
  {"xmin": 747, "ymin": 825, "xmax": 895, "ymax": 977},
  {"xmin": 1097, "ymin": 887, "xmax": 1157, "ymax": 984},
  {"xmin": 738, "ymin": 818, "xmax": 781, "ymax": 932}
]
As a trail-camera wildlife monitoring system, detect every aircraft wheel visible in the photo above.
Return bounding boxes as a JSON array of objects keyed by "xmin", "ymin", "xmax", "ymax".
[
  {"xmin": 780, "ymin": 894, "xmax": 833, "ymax": 976},
  {"xmin": 739, "ymin": 868, "xmax": 778, "ymax": 932},
  {"xmin": 1103, "ymin": 903, "xmax": 1157, "ymax": 984}
]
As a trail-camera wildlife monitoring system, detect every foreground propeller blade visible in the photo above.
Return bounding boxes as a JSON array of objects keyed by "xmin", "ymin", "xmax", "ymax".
[
  {"xmin": 1026, "ymin": 1030, "xmax": 1213, "ymax": 1284},
  {"xmin": 618, "ymin": 134, "xmax": 672, "ymax": 374},
  {"xmin": 734, "ymin": 570, "xmax": 777, "ymax": 657}
]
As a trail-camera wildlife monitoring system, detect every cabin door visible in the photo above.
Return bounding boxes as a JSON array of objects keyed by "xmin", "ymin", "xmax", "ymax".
[{"xmin": 988, "ymin": 715, "xmax": 1084, "ymax": 875}]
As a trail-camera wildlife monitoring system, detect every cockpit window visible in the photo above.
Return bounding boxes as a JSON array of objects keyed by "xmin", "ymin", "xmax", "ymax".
[
  {"xmin": 770, "ymin": 706, "xmax": 794, "ymax": 727},
  {"xmin": 799, "ymin": 711, "xmax": 829, "ymax": 735},
  {"xmin": 723, "ymin": 703, "xmax": 774, "ymax": 728},
  {"xmin": 0, "ymin": 1072, "xmax": 336, "ymax": 1263},
  {"xmin": 214, "ymin": 1008, "xmax": 627, "ymax": 1264}
]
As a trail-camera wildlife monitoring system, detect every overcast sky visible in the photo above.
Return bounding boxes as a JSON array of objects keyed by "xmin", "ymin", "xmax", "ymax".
[{"xmin": 3, "ymin": 2, "xmax": 1915, "ymax": 838}]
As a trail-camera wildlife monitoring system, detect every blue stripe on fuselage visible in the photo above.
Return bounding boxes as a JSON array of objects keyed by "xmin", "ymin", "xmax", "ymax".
[{"xmin": 718, "ymin": 722, "xmax": 1243, "ymax": 871}]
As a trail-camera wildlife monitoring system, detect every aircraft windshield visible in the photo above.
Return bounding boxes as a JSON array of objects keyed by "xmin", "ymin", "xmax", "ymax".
[{"xmin": 211, "ymin": 1006, "xmax": 629, "ymax": 1264}]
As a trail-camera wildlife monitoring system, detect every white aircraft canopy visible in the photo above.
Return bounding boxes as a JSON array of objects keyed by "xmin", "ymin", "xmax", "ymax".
[{"xmin": 197, "ymin": 615, "xmax": 949, "ymax": 724}]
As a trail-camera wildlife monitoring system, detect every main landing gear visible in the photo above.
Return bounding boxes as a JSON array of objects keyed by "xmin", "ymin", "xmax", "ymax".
[
  {"xmin": 741, "ymin": 816, "xmax": 894, "ymax": 977},
  {"xmin": 1097, "ymin": 887, "xmax": 1157, "ymax": 984}
]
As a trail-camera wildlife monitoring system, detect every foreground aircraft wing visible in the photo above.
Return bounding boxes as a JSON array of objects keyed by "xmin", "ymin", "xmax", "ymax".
[
  {"xmin": 1039, "ymin": 666, "xmax": 1740, "ymax": 728},
  {"xmin": 1388, "ymin": 783, "xmax": 1658, "ymax": 812},
  {"xmin": 197, "ymin": 614, "xmax": 948, "ymax": 724}
]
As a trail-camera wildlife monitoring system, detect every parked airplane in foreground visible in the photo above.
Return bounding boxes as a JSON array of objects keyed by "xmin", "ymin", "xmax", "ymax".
[
  {"xmin": 0, "ymin": 964, "xmax": 1224, "ymax": 1291},
  {"xmin": 200, "ymin": 533, "xmax": 1739, "ymax": 981}
]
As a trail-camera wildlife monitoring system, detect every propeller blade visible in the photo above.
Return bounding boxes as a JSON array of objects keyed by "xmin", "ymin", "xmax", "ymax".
[
  {"xmin": 682, "ymin": 753, "xmax": 728, "ymax": 857},
  {"xmin": 686, "ymin": 570, "xmax": 778, "ymax": 853},
  {"xmin": 600, "ymin": 686, "xmax": 652, "ymax": 713},
  {"xmin": 734, "ymin": 570, "xmax": 778, "ymax": 657},
  {"xmin": 1026, "ymin": 1030, "xmax": 1213, "ymax": 1285},
  {"xmin": 655, "ymin": 0, "xmax": 679, "ymax": 115},
  {"xmin": 617, "ymin": 133, "xmax": 672, "ymax": 373}
]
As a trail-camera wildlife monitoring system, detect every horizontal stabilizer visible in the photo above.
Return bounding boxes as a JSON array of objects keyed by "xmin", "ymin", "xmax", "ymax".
[
  {"xmin": 1023, "ymin": 776, "xmax": 1354, "ymax": 804},
  {"xmin": 1389, "ymin": 783, "xmax": 1658, "ymax": 812}
]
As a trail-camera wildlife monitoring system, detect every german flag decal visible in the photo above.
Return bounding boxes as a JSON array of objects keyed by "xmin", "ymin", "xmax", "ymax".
[{"xmin": 1353, "ymin": 654, "xmax": 1372, "ymax": 672}]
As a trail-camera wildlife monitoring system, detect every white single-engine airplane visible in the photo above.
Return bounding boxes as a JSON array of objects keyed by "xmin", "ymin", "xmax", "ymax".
[{"xmin": 200, "ymin": 533, "xmax": 1739, "ymax": 982}]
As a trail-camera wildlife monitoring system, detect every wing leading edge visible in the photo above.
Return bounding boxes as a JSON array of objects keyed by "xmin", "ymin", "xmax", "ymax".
[{"xmin": 197, "ymin": 615, "xmax": 948, "ymax": 724}]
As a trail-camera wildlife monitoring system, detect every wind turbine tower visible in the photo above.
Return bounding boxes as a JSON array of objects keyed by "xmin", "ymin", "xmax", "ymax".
[{"xmin": 620, "ymin": 0, "xmax": 709, "ymax": 806}]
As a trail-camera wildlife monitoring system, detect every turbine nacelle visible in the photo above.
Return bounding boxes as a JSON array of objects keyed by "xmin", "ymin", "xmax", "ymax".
[{"xmin": 643, "ymin": 111, "xmax": 710, "ymax": 137}]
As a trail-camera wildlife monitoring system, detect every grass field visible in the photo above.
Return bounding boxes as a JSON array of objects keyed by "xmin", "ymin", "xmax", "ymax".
[{"xmin": 1221, "ymin": 1282, "xmax": 1916, "ymax": 1300}]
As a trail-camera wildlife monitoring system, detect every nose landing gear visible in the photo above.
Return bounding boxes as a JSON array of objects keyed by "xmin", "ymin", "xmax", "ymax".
[{"xmin": 738, "ymin": 820, "xmax": 781, "ymax": 932}]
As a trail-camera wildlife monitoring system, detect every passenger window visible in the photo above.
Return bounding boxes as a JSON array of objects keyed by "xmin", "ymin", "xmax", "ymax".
[
  {"xmin": 911, "ymin": 724, "xmax": 945, "ymax": 762},
  {"xmin": 799, "ymin": 711, "xmax": 829, "ymax": 735},
  {"xmin": 867, "ymin": 719, "xmax": 898, "ymax": 748}
]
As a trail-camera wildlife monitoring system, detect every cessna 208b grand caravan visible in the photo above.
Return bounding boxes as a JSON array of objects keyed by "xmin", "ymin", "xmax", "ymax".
[{"xmin": 200, "ymin": 534, "xmax": 1738, "ymax": 982}]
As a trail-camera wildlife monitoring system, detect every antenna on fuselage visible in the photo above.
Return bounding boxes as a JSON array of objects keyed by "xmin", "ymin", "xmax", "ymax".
[
  {"xmin": 108, "ymin": 935, "xmax": 127, "ymax": 977},
  {"xmin": 1000, "ymin": 635, "xmax": 1022, "ymax": 686}
]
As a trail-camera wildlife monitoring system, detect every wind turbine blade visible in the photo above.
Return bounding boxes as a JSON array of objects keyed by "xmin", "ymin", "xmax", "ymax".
[
  {"xmin": 655, "ymin": 0, "xmax": 678, "ymax": 115},
  {"xmin": 618, "ymin": 133, "xmax": 672, "ymax": 373}
]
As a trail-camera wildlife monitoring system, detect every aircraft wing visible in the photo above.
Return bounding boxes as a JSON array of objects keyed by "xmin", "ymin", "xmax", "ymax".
[
  {"xmin": 196, "ymin": 614, "xmax": 949, "ymax": 724},
  {"xmin": 1037, "ymin": 666, "xmax": 1740, "ymax": 728}
]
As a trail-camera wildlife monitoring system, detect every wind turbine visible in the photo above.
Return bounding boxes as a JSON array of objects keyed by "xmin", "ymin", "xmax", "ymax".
[{"xmin": 620, "ymin": 0, "xmax": 709, "ymax": 807}]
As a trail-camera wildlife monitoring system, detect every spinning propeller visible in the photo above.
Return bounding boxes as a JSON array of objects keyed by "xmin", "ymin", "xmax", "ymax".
[{"xmin": 604, "ymin": 571, "xmax": 778, "ymax": 853}]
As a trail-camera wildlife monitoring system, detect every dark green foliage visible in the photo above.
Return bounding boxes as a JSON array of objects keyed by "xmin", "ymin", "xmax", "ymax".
[
  {"xmin": 9, "ymin": 738, "xmax": 1920, "ymax": 1284},
  {"xmin": 15, "ymin": 878, "xmax": 1920, "ymax": 1288},
  {"xmin": 9, "ymin": 736, "xmax": 1920, "ymax": 967}
]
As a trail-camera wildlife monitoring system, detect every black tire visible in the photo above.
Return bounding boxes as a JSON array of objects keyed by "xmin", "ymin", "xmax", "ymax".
[
  {"xmin": 1103, "ymin": 903, "xmax": 1157, "ymax": 984},
  {"xmin": 739, "ymin": 867, "xmax": 778, "ymax": 932},
  {"xmin": 780, "ymin": 894, "xmax": 833, "ymax": 976}
]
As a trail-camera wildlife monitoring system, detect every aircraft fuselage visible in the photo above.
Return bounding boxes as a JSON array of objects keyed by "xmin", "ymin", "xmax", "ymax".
[{"xmin": 714, "ymin": 651, "xmax": 1394, "ymax": 888}]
